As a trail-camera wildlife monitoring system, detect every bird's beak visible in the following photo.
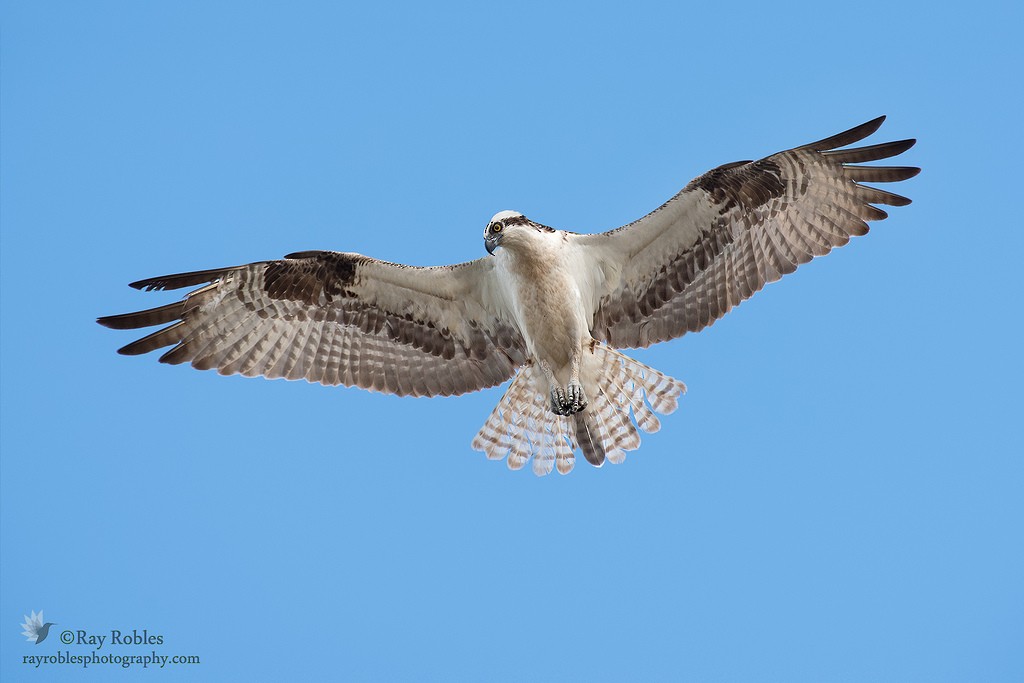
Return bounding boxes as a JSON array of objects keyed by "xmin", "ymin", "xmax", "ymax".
[{"xmin": 485, "ymin": 236, "xmax": 498, "ymax": 255}]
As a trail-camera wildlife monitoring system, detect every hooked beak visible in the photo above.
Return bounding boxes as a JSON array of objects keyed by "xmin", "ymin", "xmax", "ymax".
[{"xmin": 484, "ymin": 236, "xmax": 499, "ymax": 255}]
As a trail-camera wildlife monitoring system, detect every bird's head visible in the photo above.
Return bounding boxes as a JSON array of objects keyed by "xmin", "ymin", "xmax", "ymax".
[
  {"xmin": 484, "ymin": 210, "xmax": 556, "ymax": 255},
  {"xmin": 483, "ymin": 210, "xmax": 522, "ymax": 255}
]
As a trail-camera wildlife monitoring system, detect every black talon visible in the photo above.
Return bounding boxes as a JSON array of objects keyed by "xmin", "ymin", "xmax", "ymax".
[{"xmin": 550, "ymin": 383, "xmax": 588, "ymax": 416}]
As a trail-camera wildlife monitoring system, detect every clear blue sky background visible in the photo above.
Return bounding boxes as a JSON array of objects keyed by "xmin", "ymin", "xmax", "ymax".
[{"xmin": 2, "ymin": 1, "xmax": 1022, "ymax": 681}]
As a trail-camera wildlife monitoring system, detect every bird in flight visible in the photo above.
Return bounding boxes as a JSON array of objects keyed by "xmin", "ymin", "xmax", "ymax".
[{"xmin": 99, "ymin": 116, "xmax": 917, "ymax": 476}]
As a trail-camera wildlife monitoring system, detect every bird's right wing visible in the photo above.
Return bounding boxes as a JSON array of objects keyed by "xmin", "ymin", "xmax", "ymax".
[
  {"xmin": 98, "ymin": 251, "xmax": 528, "ymax": 397},
  {"xmin": 574, "ymin": 116, "xmax": 918, "ymax": 348}
]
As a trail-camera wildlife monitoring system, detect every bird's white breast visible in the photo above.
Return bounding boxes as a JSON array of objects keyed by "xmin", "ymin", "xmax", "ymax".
[{"xmin": 493, "ymin": 231, "xmax": 596, "ymax": 374}]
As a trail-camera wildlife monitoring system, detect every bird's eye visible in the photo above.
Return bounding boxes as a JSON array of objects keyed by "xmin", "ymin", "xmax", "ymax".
[{"xmin": 491, "ymin": 221, "xmax": 504, "ymax": 233}]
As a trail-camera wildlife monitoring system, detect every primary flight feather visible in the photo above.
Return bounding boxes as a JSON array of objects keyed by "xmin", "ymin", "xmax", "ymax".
[{"xmin": 99, "ymin": 116, "xmax": 918, "ymax": 475}]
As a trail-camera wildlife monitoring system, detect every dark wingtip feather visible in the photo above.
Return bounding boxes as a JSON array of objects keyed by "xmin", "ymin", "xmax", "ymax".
[
  {"xmin": 844, "ymin": 165, "xmax": 921, "ymax": 183},
  {"xmin": 116, "ymin": 321, "xmax": 186, "ymax": 356},
  {"xmin": 801, "ymin": 116, "xmax": 887, "ymax": 151},
  {"xmin": 129, "ymin": 265, "xmax": 248, "ymax": 291},
  {"xmin": 158, "ymin": 345, "xmax": 192, "ymax": 365},
  {"xmin": 97, "ymin": 301, "xmax": 185, "ymax": 330},
  {"xmin": 825, "ymin": 139, "xmax": 916, "ymax": 164},
  {"xmin": 858, "ymin": 186, "xmax": 913, "ymax": 207},
  {"xmin": 885, "ymin": 139, "xmax": 917, "ymax": 156},
  {"xmin": 861, "ymin": 205, "xmax": 889, "ymax": 221}
]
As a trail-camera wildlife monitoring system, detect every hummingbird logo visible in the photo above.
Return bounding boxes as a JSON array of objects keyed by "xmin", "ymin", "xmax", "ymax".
[{"xmin": 20, "ymin": 610, "xmax": 55, "ymax": 645}]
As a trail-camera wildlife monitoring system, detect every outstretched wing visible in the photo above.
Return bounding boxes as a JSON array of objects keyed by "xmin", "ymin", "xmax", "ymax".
[
  {"xmin": 577, "ymin": 116, "xmax": 919, "ymax": 348},
  {"xmin": 98, "ymin": 251, "xmax": 528, "ymax": 397}
]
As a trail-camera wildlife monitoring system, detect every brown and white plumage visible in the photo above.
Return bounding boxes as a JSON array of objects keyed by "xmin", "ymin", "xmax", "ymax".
[
  {"xmin": 101, "ymin": 254, "xmax": 528, "ymax": 396},
  {"xmin": 99, "ymin": 116, "xmax": 918, "ymax": 475},
  {"xmin": 580, "ymin": 117, "xmax": 917, "ymax": 347}
]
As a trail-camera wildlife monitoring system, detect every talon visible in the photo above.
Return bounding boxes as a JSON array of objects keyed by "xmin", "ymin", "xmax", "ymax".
[
  {"xmin": 550, "ymin": 387, "xmax": 568, "ymax": 415},
  {"xmin": 566, "ymin": 381, "xmax": 587, "ymax": 413},
  {"xmin": 550, "ymin": 383, "xmax": 588, "ymax": 416}
]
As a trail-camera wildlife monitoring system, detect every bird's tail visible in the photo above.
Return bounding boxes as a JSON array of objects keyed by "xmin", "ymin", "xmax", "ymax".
[{"xmin": 471, "ymin": 343, "xmax": 686, "ymax": 476}]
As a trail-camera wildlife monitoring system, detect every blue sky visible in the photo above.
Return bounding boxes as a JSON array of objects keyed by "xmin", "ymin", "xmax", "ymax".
[{"xmin": 2, "ymin": 1, "xmax": 1022, "ymax": 680}]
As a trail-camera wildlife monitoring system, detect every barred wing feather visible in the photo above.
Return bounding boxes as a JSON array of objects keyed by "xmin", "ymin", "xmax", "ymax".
[
  {"xmin": 579, "ymin": 116, "xmax": 919, "ymax": 348},
  {"xmin": 98, "ymin": 252, "xmax": 528, "ymax": 397}
]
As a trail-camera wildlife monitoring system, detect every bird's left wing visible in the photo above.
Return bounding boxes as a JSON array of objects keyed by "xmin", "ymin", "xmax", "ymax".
[
  {"xmin": 574, "ymin": 116, "xmax": 919, "ymax": 348},
  {"xmin": 99, "ymin": 251, "xmax": 527, "ymax": 397}
]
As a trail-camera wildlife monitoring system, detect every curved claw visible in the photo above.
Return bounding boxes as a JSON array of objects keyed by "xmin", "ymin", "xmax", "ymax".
[
  {"xmin": 550, "ymin": 383, "xmax": 588, "ymax": 415},
  {"xmin": 567, "ymin": 382, "xmax": 587, "ymax": 413},
  {"xmin": 550, "ymin": 387, "xmax": 567, "ymax": 415}
]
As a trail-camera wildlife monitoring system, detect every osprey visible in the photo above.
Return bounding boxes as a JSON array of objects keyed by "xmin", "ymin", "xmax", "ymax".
[{"xmin": 99, "ymin": 117, "xmax": 918, "ymax": 476}]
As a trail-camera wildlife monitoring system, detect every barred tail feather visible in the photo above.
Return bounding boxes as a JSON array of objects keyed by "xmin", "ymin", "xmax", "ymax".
[
  {"xmin": 470, "ymin": 363, "xmax": 575, "ymax": 476},
  {"xmin": 470, "ymin": 344, "xmax": 686, "ymax": 476}
]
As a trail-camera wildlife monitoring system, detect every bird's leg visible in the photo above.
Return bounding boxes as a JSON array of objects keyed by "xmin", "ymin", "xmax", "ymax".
[
  {"xmin": 540, "ymin": 360, "xmax": 568, "ymax": 415},
  {"xmin": 543, "ymin": 352, "xmax": 588, "ymax": 416},
  {"xmin": 565, "ymin": 347, "xmax": 587, "ymax": 414}
]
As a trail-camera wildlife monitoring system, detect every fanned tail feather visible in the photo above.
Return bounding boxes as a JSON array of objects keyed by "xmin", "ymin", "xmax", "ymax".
[
  {"xmin": 471, "ymin": 363, "xmax": 575, "ymax": 476},
  {"xmin": 471, "ymin": 344, "xmax": 686, "ymax": 476}
]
